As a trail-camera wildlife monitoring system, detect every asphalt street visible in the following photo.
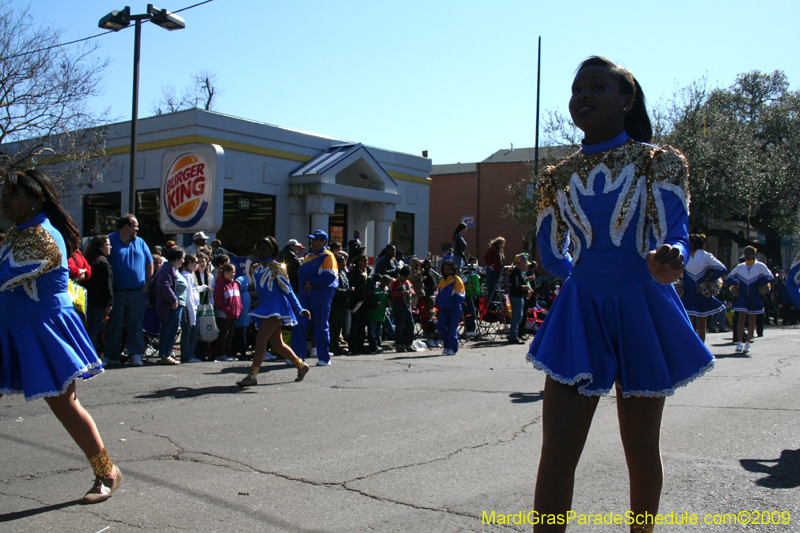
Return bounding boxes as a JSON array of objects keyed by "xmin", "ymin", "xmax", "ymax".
[{"xmin": 1, "ymin": 326, "xmax": 799, "ymax": 532}]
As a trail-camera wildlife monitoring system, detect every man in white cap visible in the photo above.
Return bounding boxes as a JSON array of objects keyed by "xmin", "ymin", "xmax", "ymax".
[
  {"xmin": 185, "ymin": 231, "xmax": 208, "ymax": 255},
  {"xmin": 276, "ymin": 239, "xmax": 306, "ymax": 293}
]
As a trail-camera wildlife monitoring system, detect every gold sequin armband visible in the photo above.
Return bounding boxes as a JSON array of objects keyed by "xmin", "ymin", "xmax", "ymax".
[{"xmin": 0, "ymin": 224, "xmax": 62, "ymax": 300}]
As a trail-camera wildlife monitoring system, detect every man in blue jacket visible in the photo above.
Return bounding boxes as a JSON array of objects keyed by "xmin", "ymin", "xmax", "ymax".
[{"xmin": 291, "ymin": 230, "xmax": 338, "ymax": 366}]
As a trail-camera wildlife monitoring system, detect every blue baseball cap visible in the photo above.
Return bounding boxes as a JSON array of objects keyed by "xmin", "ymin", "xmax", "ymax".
[{"xmin": 308, "ymin": 230, "xmax": 328, "ymax": 241}]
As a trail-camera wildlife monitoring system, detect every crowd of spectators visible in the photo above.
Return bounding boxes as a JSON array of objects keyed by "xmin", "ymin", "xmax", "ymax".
[{"xmin": 66, "ymin": 215, "xmax": 798, "ymax": 368}]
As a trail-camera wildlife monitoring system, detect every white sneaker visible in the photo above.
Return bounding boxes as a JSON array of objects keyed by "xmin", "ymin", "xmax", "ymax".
[
  {"xmin": 264, "ymin": 354, "xmax": 278, "ymax": 361},
  {"xmin": 130, "ymin": 354, "xmax": 144, "ymax": 366},
  {"xmin": 316, "ymin": 360, "xmax": 331, "ymax": 366},
  {"xmin": 743, "ymin": 342, "xmax": 751, "ymax": 354},
  {"xmin": 310, "ymin": 348, "xmax": 318, "ymax": 358},
  {"xmin": 735, "ymin": 343, "xmax": 743, "ymax": 353}
]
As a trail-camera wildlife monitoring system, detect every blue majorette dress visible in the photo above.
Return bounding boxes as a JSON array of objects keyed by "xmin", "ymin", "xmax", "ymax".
[
  {"xmin": 680, "ymin": 249, "xmax": 727, "ymax": 317},
  {"xmin": 527, "ymin": 132, "xmax": 715, "ymax": 397},
  {"xmin": 0, "ymin": 212, "xmax": 102, "ymax": 400},
  {"xmin": 786, "ymin": 251, "xmax": 800, "ymax": 308},
  {"xmin": 725, "ymin": 260, "xmax": 774, "ymax": 314},
  {"xmin": 249, "ymin": 258, "xmax": 305, "ymax": 326}
]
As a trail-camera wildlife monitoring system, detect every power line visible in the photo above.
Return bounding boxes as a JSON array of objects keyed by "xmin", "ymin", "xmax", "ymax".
[{"xmin": 0, "ymin": 0, "xmax": 215, "ymax": 62}]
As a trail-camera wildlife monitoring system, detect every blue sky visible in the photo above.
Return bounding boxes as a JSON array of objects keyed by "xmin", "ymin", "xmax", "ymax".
[{"xmin": 15, "ymin": 0, "xmax": 800, "ymax": 165}]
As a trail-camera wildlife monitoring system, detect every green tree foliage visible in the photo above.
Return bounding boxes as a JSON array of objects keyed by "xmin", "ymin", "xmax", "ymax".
[{"xmin": 662, "ymin": 71, "xmax": 800, "ymax": 263}]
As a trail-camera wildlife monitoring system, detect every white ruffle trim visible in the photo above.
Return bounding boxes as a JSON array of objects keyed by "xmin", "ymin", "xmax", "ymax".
[
  {"xmin": 1, "ymin": 359, "xmax": 104, "ymax": 401},
  {"xmin": 527, "ymin": 353, "xmax": 715, "ymax": 399},
  {"xmin": 685, "ymin": 304, "xmax": 725, "ymax": 318},
  {"xmin": 250, "ymin": 312, "xmax": 297, "ymax": 327},
  {"xmin": 732, "ymin": 307, "xmax": 765, "ymax": 314},
  {"xmin": 622, "ymin": 359, "xmax": 716, "ymax": 398}
]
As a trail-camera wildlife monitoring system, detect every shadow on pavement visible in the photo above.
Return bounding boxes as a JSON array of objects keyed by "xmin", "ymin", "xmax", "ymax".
[
  {"xmin": 740, "ymin": 449, "xmax": 800, "ymax": 488},
  {"xmin": 134, "ymin": 380, "xmax": 298, "ymax": 399},
  {"xmin": 509, "ymin": 391, "xmax": 544, "ymax": 404},
  {"xmin": 713, "ymin": 352, "xmax": 752, "ymax": 359},
  {"xmin": 0, "ymin": 500, "xmax": 80, "ymax": 523}
]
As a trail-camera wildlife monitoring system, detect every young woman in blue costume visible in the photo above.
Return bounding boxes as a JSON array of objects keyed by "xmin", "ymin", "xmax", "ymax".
[
  {"xmin": 527, "ymin": 57, "xmax": 715, "ymax": 533},
  {"xmin": 236, "ymin": 237, "xmax": 310, "ymax": 387},
  {"xmin": 0, "ymin": 170, "xmax": 122, "ymax": 504},
  {"xmin": 725, "ymin": 245, "xmax": 774, "ymax": 354},
  {"xmin": 680, "ymin": 234, "xmax": 727, "ymax": 342},
  {"xmin": 435, "ymin": 259, "xmax": 465, "ymax": 355}
]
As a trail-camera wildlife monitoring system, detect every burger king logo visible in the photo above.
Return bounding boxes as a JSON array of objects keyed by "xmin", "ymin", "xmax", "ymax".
[{"xmin": 164, "ymin": 152, "xmax": 209, "ymax": 228}]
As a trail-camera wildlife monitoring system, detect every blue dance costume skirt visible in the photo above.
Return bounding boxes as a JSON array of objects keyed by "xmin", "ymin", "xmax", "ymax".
[
  {"xmin": 681, "ymin": 291, "xmax": 724, "ymax": 317},
  {"xmin": 733, "ymin": 292, "xmax": 765, "ymax": 314},
  {"xmin": 0, "ymin": 306, "xmax": 102, "ymax": 400},
  {"xmin": 250, "ymin": 297, "xmax": 298, "ymax": 328},
  {"xmin": 527, "ymin": 278, "xmax": 714, "ymax": 398}
]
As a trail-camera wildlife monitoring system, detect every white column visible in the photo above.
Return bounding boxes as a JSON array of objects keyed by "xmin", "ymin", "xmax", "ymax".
[
  {"xmin": 306, "ymin": 194, "xmax": 335, "ymax": 236},
  {"xmin": 287, "ymin": 196, "xmax": 307, "ymax": 241},
  {"xmin": 369, "ymin": 202, "xmax": 396, "ymax": 255},
  {"xmin": 290, "ymin": 214, "xmax": 306, "ymax": 241},
  {"xmin": 311, "ymin": 213, "xmax": 329, "ymax": 234},
  {"xmin": 375, "ymin": 220, "xmax": 391, "ymax": 253}
]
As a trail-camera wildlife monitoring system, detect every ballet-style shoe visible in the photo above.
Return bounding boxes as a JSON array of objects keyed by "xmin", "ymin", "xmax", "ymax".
[{"xmin": 82, "ymin": 467, "xmax": 123, "ymax": 504}]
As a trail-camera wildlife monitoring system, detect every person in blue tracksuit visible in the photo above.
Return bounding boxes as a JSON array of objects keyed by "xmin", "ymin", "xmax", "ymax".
[
  {"xmin": 435, "ymin": 260, "xmax": 465, "ymax": 355},
  {"xmin": 291, "ymin": 229, "xmax": 338, "ymax": 366}
]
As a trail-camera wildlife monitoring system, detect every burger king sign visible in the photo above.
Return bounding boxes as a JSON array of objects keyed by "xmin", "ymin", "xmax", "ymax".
[{"xmin": 160, "ymin": 144, "xmax": 223, "ymax": 233}]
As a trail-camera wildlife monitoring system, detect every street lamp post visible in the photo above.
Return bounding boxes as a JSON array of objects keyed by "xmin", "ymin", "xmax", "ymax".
[{"xmin": 99, "ymin": 5, "xmax": 185, "ymax": 215}]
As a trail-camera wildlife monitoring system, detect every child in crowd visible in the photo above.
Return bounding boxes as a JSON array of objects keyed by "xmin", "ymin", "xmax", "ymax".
[
  {"xmin": 527, "ymin": 56, "xmax": 715, "ymax": 532},
  {"xmin": 210, "ymin": 254, "xmax": 229, "ymax": 291},
  {"xmin": 213, "ymin": 263, "xmax": 242, "ymax": 362},
  {"xmin": 435, "ymin": 259, "xmax": 465, "ymax": 355},
  {"xmin": 179, "ymin": 254, "xmax": 202, "ymax": 363},
  {"xmin": 417, "ymin": 296, "xmax": 441, "ymax": 348},
  {"xmin": 367, "ymin": 275, "xmax": 392, "ymax": 354},
  {"xmin": 389, "ymin": 266, "xmax": 415, "ymax": 352},
  {"xmin": 232, "ymin": 271, "xmax": 253, "ymax": 361}
]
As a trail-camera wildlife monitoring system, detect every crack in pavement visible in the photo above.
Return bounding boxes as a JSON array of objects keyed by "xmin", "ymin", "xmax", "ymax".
[{"xmin": 158, "ymin": 415, "xmax": 543, "ymax": 531}]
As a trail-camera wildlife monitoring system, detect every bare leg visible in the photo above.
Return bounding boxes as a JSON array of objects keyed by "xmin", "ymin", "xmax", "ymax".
[
  {"xmin": 616, "ymin": 387, "xmax": 666, "ymax": 528},
  {"xmin": 268, "ymin": 323, "xmax": 303, "ymax": 366},
  {"xmin": 695, "ymin": 316, "xmax": 707, "ymax": 342},
  {"xmin": 44, "ymin": 382, "xmax": 118, "ymax": 481},
  {"xmin": 534, "ymin": 376, "xmax": 600, "ymax": 533},
  {"xmin": 240, "ymin": 318, "xmax": 308, "ymax": 386},
  {"xmin": 736, "ymin": 312, "xmax": 746, "ymax": 344},
  {"xmin": 249, "ymin": 317, "xmax": 282, "ymax": 369},
  {"xmin": 746, "ymin": 314, "xmax": 757, "ymax": 343}
]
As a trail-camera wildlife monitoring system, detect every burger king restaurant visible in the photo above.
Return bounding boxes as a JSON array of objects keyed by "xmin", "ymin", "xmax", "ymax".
[{"xmin": 77, "ymin": 109, "xmax": 432, "ymax": 258}]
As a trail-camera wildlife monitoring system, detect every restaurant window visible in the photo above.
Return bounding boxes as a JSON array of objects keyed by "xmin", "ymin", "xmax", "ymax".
[
  {"xmin": 216, "ymin": 190, "xmax": 276, "ymax": 257},
  {"xmin": 391, "ymin": 212, "xmax": 415, "ymax": 257},
  {"xmin": 328, "ymin": 203, "xmax": 348, "ymax": 246},
  {"xmin": 82, "ymin": 192, "xmax": 121, "ymax": 237},
  {"xmin": 135, "ymin": 189, "xmax": 175, "ymax": 248}
]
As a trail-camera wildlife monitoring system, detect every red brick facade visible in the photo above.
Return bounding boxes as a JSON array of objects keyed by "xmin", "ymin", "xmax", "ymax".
[{"xmin": 429, "ymin": 161, "xmax": 534, "ymax": 265}]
